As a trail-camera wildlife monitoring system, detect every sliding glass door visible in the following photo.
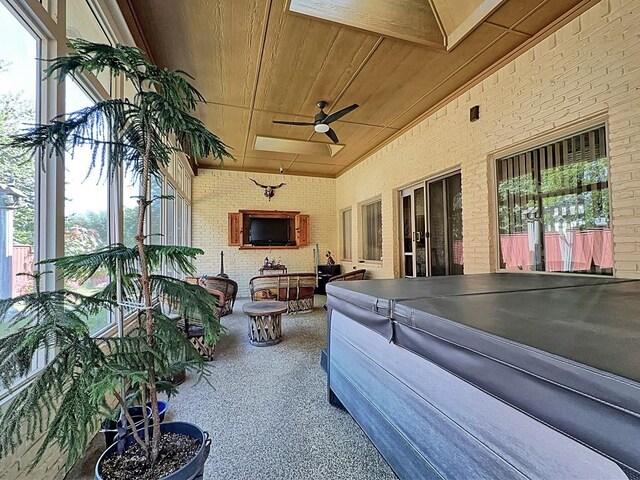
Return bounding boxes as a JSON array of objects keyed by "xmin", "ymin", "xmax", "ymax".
[
  {"xmin": 401, "ymin": 172, "xmax": 463, "ymax": 277},
  {"xmin": 401, "ymin": 185, "xmax": 427, "ymax": 277}
]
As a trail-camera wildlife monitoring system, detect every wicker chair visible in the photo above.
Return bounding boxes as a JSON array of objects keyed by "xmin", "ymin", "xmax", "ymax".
[
  {"xmin": 328, "ymin": 269, "xmax": 367, "ymax": 283},
  {"xmin": 203, "ymin": 277, "xmax": 238, "ymax": 316},
  {"xmin": 249, "ymin": 273, "xmax": 316, "ymax": 314},
  {"xmin": 180, "ymin": 278, "xmax": 227, "ymax": 360}
]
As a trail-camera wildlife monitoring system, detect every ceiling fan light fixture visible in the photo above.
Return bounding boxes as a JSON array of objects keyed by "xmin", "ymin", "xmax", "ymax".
[{"xmin": 314, "ymin": 123, "xmax": 330, "ymax": 133}]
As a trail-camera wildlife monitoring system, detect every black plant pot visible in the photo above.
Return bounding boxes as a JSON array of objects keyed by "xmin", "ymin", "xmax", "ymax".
[
  {"xmin": 171, "ymin": 368, "xmax": 187, "ymax": 386},
  {"xmin": 148, "ymin": 400, "xmax": 169, "ymax": 423},
  {"xmin": 101, "ymin": 406, "xmax": 152, "ymax": 448},
  {"xmin": 95, "ymin": 422, "xmax": 211, "ymax": 480}
]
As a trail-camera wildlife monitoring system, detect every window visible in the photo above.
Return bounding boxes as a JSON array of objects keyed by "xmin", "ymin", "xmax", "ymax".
[
  {"xmin": 184, "ymin": 168, "xmax": 191, "ymax": 198},
  {"xmin": 166, "ymin": 183, "xmax": 175, "ymax": 246},
  {"xmin": 66, "ymin": 0, "xmax": 112, "ymax": 93},
  {"xmin": 0, "ymin": 2, "xmax": 40, "ymax": 339},
  {"xmin": 341, "ymin": 208, "xmax": 352, "ymax": 261},
  {"xmin": 176, "ymin": 160, "xmax": 184, "ymax": 191},
  {"xmin": 148, "ymin": 175, "xmax": 163, "ymax": 245},
  {"xmin": 176, "ymin": 194, "xmax": 183, "ymax": 246},
  {"xmin": 184, "ymin": 201, "xmax": 191, "ymax": 246},
  {"xmin": 360, "ymin": 199, "xmax": 382, "ymax": 262},
  {"xmin": 38, "ymin": 0, "xmax": 57, "ymax": 17},
  {"xmin": 64, "ymin": 80, "xmax": 111, "ymax": 333},
  {"xmin": 122, "ymin": 173, "xmax": 139, "ymax": 247},
  {"xmin": 496, "ymin": 126, "xmax": 611, "ymax": 275}
]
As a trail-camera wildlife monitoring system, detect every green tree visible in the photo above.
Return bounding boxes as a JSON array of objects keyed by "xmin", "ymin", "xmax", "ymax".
[
  {"xmin": 0, "ymin": 61, "xmax": 36, "ymax": 245},
  {"xmin": 65, "ymin": 209, "xmax": 109, "ymax": 248},
  {"xmin": 123, "ymin": 206, "xmax": 138, "ymax": 247},
  {"xmin": 0, "ymin": 40, "xmax": 233, "ymax": 472}
]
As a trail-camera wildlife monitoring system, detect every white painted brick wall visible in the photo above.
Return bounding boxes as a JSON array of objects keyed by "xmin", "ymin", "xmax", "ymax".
[
  {"xmin": 191, "ymin": 170, "xmax": 336, "ymax": 296},
  {"xmin": 337, "ymin": 0, "xmax": 640, "ymax": 279}
]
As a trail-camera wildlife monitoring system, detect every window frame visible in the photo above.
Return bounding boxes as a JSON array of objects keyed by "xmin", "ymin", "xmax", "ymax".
[
  {"xmin": 490, "ymin": 120, "xmax": 613, "ymax": 276},
  {"xmin": 0, "ymin": 0, "xmax": 194, "ymax": 403},
  {"xmin": 358, "ymin": 196, "xmax": 383, "ymax": 264},
  {"xmin": 340, "ymin": 207, "xmax": 352, "ymax": 261},
  {"xmin": 0, "ymin": 0, "xmax": 57, "ymax": 402}
]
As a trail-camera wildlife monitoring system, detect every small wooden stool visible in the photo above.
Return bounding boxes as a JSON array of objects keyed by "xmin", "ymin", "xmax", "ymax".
[{"xmin": 242, "ymin": 300, "xmax": 287, "ymax": 346}]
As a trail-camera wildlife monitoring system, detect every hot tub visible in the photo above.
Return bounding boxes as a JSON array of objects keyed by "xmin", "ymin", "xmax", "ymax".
[{"xmin": 326, "ymin": 274, "xmax": 638, "ymax": 479}]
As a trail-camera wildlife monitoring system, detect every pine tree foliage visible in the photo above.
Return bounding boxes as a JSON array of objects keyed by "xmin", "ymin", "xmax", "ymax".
[{"xmin": 0, "ymin": 39, "xmax": 233, "ymax": 469}]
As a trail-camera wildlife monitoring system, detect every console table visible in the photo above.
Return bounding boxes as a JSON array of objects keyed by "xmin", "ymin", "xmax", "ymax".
[{"xmin": 259, "ymin": 264, "xmax": 287, "ymax": 275}]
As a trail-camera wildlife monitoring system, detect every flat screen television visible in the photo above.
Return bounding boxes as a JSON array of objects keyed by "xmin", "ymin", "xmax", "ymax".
[{"xmin": 249, "ymin": 217, "xmax": 291, "ymax": 246}]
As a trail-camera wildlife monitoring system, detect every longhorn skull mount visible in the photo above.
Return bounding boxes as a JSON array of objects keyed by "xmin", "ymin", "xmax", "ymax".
[{"xmin": 250, "ymin": 178, "xmax": 286, "ymax": 201}]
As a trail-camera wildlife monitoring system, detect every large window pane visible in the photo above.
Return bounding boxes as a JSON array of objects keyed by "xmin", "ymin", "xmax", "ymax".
[
  {"xmin": 166, "ymin": 183, "xmax": 175, "ymax": 246},
  {"xmin": 0, "ymin": 4, "xmax": 38, "ymax": 340},
  {"xmin": 165, "ymin": 183, "xmax": 175, "ymax": 277},
  {"xmin": 176, "ymin": 195, "xmax": 183, "ymax": 246},
  {"xmin": 149, "ymin": 175, "xmax": 162, "ymax": 245},
  {"xmin": 447, "ymin": 174, "xmax": 464, "ymax": 275},
  {"xmin": 496, "ymin": 126, "xmax": 611, "ymax": 275},
  {"xmin": 66, "ymin": 0, "xmax": 112, "ymax": 93},
  {"xmin": 64, "ymin": 80, "xmax": 111, "ymax": 332},
  {"xmin": 122, "ymin": 174, "xmax": 139, "ymax": 248},
  {"xmin": 175, "ymin": 160, "xmax": 184, "ymax": 192},
  {"xmin": 184, "ymin": 202, "xmax": 191, "ymax": 246},
  {"xmin": 341, "ymin": 209, "xmax": 352, "ymax": 260},
  {"xmin": 361, "ymin": 199, "xmax": 382, "ymax": 262}
]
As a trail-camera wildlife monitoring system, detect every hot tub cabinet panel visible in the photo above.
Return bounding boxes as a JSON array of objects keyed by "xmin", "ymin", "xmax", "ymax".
[
  {"xmin": 326, "ymin": 274, "xmax": 638, "ymax": 479},
  {"xmin": 330, "ymin": 312, "xmax": 626, "ymax": 479}
]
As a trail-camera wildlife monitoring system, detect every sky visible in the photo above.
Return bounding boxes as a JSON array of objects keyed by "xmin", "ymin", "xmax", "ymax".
[
  {"xmin": 0, "ymin": 3, "xmax": 37, "ymax": 106},
  {"xmin": 0, "ymin": 2, "xmax": 135, "ymax": 216}
]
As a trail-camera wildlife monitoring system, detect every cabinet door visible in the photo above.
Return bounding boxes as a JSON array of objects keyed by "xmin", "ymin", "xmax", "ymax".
[
  {"xmin": 228, "ymin": 213, "xmax": 242, "ymax": 246},
  {"xmin": 295, "ymin": 214, "xmax": 310, "ymax": 246}
]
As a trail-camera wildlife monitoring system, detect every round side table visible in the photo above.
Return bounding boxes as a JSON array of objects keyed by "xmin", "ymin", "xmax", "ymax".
[{"xmin": 242, "ymin": 300, "xmax": 287, "ymax": 346}]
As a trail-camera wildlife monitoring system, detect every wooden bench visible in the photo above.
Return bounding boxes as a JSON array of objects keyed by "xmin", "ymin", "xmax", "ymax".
[{"xmin": 249, "ymin": 273, "xmax": 316, "ymax": 314}]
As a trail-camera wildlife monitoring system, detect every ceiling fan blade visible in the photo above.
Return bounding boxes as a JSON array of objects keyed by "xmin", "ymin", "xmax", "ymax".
[
  {"xmin": 325, "ymin": 128, "xmax": 339, "ymax": 144},
  {"xmin": 323, "ymin": 104, "xmax": 359, "ymax": 124},
  {"xmin": 273, "ymin": 120, "xmax": 315, "ymax": 126}
]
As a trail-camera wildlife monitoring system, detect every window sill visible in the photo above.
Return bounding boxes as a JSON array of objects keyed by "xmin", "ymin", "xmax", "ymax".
[
  {"xmin": 357, "ymin": 261, "xmax": 383, "ymax": 268},
  {"xmin": 0, "ymin": 371, "xmax": 42, "ymax": 405},
  {"xmin": 495, "ymin": 269, "xmax": 613, "ymax": 278}
]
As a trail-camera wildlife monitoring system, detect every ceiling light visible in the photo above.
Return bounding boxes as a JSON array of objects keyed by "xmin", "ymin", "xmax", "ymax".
[
  {"xmin": 314, "ymin": 123, "xmax": 329, "ymax": 133},
  {"xmin": 254, "ymin": 135, "xmax": 344, "ymax": 157}
]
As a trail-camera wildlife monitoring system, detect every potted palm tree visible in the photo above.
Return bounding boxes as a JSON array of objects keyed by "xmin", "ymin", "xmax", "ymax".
[{"xmin": 0, "ymin": 39, "xmax": 233, "ymax": 479}]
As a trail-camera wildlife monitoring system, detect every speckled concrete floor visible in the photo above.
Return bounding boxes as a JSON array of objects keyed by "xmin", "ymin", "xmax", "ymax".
[{"xmin": 67, "ymin": 296, "xmax": 396, "ymax": 479}]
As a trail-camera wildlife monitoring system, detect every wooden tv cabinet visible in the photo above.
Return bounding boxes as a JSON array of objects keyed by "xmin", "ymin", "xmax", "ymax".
[{"xmin": 228, "ymin": 210, "xmax": 309, "ymax": 249}]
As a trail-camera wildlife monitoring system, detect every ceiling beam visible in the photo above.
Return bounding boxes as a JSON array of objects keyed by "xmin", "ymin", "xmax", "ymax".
[
  {"xmin": 288, "ymin": 0, "xmax": 446, "ymax": 49},
  {"xmin": 445, "ymin": 0, "xmax": 509, "ymax": 49}
]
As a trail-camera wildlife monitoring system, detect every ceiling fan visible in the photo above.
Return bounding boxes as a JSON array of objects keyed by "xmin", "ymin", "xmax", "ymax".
[{"xmin": 272, "ymin": 100, "xmax": 359, "ymax": 144}]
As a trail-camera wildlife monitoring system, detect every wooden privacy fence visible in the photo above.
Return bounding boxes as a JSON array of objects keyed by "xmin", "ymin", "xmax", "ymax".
[{"xmin": 12, "ymin": 244, "xmax": 34, "ymax": 296}]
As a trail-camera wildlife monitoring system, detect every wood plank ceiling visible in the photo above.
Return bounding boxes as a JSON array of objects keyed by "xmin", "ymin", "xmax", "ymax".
[{"xmin": 117, "ymin": 0, "xmax": 594, "ymax": 178}]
